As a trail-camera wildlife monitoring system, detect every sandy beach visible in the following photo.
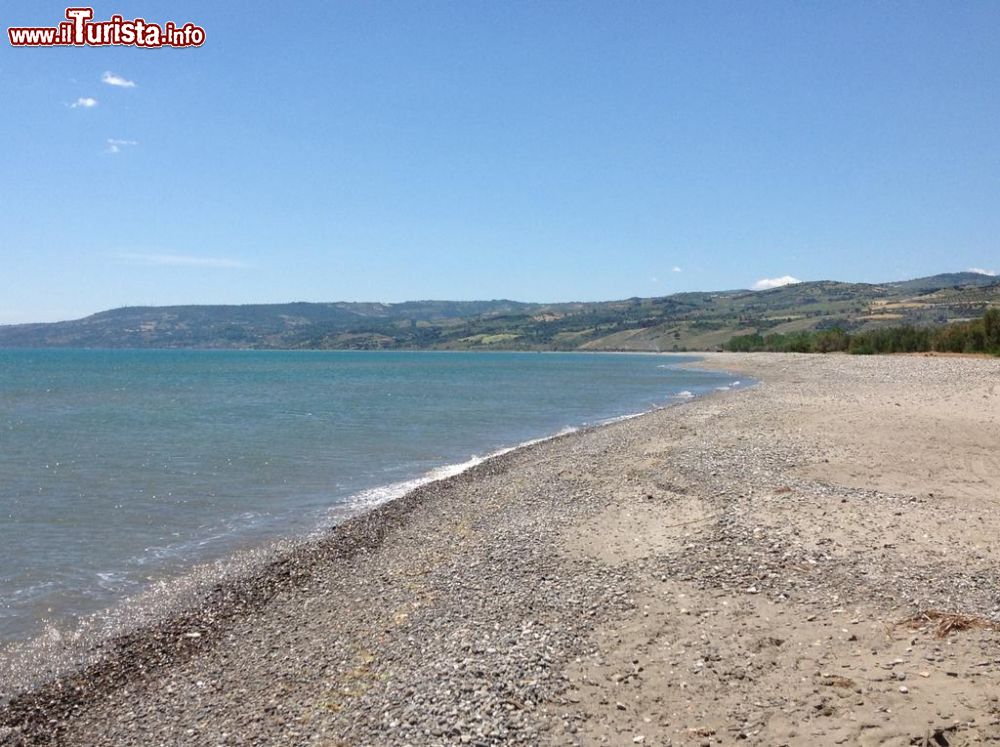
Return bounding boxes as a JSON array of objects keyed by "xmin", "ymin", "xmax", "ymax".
[{"xmin": 2, "ymin": 353, "xmax": 999, "ymax": 746}]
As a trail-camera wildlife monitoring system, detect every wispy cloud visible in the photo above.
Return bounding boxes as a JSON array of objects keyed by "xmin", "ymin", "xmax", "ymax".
[
  {"xmin": 969, "ymin": 267, "xmax": 997, "ymax": 276},
  {"xmin": 752, "ymin": 275, "xmax": 801, "ymax": 291},
  {"xmin": 671, "ymin": 266, "xmax": 682, "ymax": 273},
  {"xmin": 70, "ymin": 97, "xmax": 98, "ymax": 109},
  {"xmin": 106, "ymin": 138, "xmax": 138, "ymax": 154},
  {"xmin": 118, "ymin": 253, "xmax": 251, "ymax": 269},
  {"xmin": 102, "ymin": 71, "xmax": 136, "ymax": 88}
]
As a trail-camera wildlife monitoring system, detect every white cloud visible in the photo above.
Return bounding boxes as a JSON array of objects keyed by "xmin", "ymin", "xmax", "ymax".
[
  {"xmin": 118, "ymin": 253, "xmax": 251, "ymax": 269},
  {"xmin": 106, "ymin": 138, "xmax": 138, "ymax": 154},
  {"xmin": 671, "ymin": 266, "xmax": 682, "ymax": 273},
  {"xmin": 752, "ymin": 275, "xmax": 801, "ymax": 291},
  {"xmin": 70, "ymin": 97, "xmax": 98, "ymax": 108},
  {"xmin": 102, "ymin": 71, "xmax": 136, "ymax": 88},
  {"xmin": 969, "ymin": 267, "xmax": 997, "ymax": 276}
]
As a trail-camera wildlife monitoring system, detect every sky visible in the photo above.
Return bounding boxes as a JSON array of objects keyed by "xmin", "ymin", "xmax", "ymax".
[{"xmin": 1, "ymin": 1, "xmax": 998, "ymax": 323}]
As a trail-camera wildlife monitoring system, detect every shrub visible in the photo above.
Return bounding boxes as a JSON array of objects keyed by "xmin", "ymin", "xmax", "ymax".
[{"xmin": 723, "ymin": 308, "xmax": 999, "ymax": 356}]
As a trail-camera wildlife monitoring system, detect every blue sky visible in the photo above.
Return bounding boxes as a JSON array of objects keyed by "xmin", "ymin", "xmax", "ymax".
[{"xmin": 1, "ymin": 1, "xmax": 998, "ymax": 323}]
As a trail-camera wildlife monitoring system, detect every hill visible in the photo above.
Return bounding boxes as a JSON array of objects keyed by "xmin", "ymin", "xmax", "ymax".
[{"xmin": 1, "ymin": 272, "xmax": 997, "ymax": 351}]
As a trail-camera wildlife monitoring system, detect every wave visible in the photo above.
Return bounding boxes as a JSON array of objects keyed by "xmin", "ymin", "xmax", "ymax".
[{"xmin": 340, "ymin": 426, "xmax": 580, "ymax": 516}]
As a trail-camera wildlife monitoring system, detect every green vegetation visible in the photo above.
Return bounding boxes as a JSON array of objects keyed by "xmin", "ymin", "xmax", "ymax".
[
  {"xmin": 724, "ymin": 308, "xmax": 1000, "ymax": 356},
  {"xmin": 0, "ymin": 272, "xmax": 997, "ymax": 352}
]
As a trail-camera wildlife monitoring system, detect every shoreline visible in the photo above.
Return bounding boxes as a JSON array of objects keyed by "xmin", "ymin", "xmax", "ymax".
[
  {"xmin": 3, "ymin": 353, "xmax": 999, "ymax": 745},
  {"xmin": 0, "ymin": 434, "xmax": 580, "ymax": 731},
  {"xmin": 0, "ymin": 350, "xmax": 728, "ymax": 651},
  {"xmin": 0, "ymin": 361, "xmax": 741, "ymax": 708},
  {"xmin": 0, "ymin": 415, "xmax": 593, "ymax": 700}
]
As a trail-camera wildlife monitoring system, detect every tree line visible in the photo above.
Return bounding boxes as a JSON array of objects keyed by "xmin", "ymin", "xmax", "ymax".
[{"xmin": 724, "ymin": 308, "xmax": 1000, "ymax": 355}]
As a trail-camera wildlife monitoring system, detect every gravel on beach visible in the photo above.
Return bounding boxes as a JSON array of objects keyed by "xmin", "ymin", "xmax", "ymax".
[{"xmin": 2, "ymin": 353, "xmax": 999, "ymax": 746}]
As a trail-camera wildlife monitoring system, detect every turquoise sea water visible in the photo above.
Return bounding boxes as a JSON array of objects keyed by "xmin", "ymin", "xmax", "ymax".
[{"xmin": 0, "ymin": 349, "xmax": 738, "ymax": 642}]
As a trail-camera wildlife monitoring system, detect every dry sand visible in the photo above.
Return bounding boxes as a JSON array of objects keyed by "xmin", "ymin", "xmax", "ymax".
[
  {"xmin": 559, "ymin": 353, "xmax": 1000, "ymax": 746},
  {"xmin": 2, "ymin": 353, "xmax": 999, "ymax": 746}
]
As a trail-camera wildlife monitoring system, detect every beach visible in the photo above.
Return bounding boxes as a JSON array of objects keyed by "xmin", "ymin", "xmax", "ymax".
[{"xmin": 2, "ymin": 353, "xmax": 1000, "ymax": 746}]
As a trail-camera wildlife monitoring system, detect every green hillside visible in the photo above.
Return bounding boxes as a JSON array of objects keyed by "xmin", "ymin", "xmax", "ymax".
[{"xmin": 1, "ymin": 272, "xmax": 997, "ymax": 351}]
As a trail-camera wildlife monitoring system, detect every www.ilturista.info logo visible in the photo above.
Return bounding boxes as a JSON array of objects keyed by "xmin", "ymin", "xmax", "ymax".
[{"xmin": 8, "ymin": 7, "xmax": 205, "ymax": 48}]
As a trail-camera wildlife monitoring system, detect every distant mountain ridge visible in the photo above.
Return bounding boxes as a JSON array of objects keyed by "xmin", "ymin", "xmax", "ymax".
[{"xmin": 1, "ymin": 272, "xmax": 997, "ymax": 352}]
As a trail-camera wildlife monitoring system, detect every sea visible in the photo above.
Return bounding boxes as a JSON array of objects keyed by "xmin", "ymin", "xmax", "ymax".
[{"xmin": 0, "ymin": 349, "xmax": 740, "ymax": 645}]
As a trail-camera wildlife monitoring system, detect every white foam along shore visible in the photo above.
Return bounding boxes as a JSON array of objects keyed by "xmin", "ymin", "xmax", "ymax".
[{"xmin": 341, "ymin": 374, "xmax": 748, "ymax": 517}]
